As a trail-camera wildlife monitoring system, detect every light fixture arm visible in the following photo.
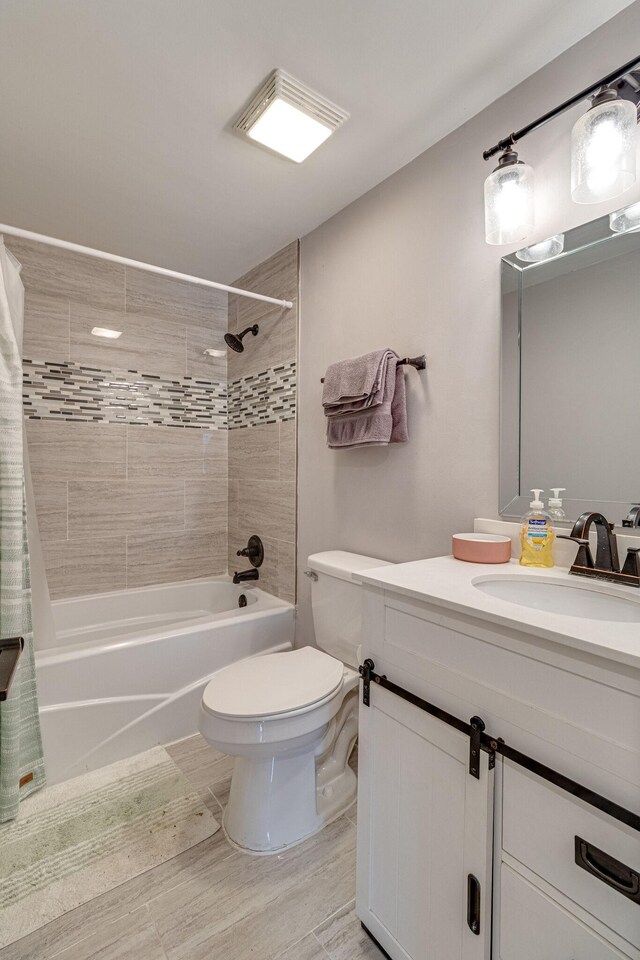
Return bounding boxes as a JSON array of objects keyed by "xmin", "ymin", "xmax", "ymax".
[{"xmin": 483, "ymin": 54, "xmax": 640, "ymax": 161}]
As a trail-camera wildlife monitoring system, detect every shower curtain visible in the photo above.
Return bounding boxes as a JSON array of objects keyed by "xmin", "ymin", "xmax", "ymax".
[{"xmin": 0, "ymin": 237, "xmax": 45, "ymax": 821}]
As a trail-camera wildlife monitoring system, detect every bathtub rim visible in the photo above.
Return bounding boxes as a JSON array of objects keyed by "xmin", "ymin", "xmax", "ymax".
[{"xmin": 38, "ymin": 577, "xmax": 294, "ymax": 665}]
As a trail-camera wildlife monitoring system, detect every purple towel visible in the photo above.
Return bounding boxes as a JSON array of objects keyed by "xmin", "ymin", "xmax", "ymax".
[
  {"xmin": 325, "ymin": 351, "xmax": 408, "ymax": 448},
  {"xmin": 322, "ymin": 350, "xmax": 393, "ymax": 411}
]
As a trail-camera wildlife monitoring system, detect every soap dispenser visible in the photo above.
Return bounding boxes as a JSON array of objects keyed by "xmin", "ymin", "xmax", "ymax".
[
  {"xmin": 548, "ymin": 488, "xmax": 566, "ymax": 522},
  {"xmin": 520, "ymin": 489, "xmax": 555, "ymax": 568}
]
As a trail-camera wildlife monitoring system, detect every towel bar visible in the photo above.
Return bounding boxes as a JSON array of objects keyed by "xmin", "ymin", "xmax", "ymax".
[{"xmin": 320, "ymin": 354, "xmax": 426, "ymax": 383}]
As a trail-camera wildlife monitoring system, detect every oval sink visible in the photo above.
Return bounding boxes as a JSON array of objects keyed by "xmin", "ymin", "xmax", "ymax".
[{"xmin": 473, "ymin": 576, "xmax": 640, "ymax": 622}]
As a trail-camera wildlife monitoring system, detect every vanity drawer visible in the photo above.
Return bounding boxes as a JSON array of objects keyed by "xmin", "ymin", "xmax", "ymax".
[
  {"xmin": 499, "ymin": 864, "xmax": 633, "ymax": 960},
  {"xmin": 502, "ymin": 761, "xmax": 640, "ymax": 949}
]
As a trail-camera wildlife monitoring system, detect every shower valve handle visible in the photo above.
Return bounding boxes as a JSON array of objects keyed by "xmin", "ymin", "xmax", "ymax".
[{"xmin": 236, "ymin": 534, "xmax": 264, "ymax": 568}]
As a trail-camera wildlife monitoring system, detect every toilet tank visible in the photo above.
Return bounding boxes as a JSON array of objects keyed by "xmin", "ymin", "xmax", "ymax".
[{"xmin": 306, "ymin": 551, "xmax": 393, "ymax": 667}]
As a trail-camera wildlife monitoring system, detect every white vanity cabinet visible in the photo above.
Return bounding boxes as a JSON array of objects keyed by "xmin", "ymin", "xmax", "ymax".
[
  {"xmin": 356, "ymin": 682, "xmax": 494, "ymax": 960},
  {"xmin": 355, "ymin": 560, "xmax": 640, "ymax": 960}
]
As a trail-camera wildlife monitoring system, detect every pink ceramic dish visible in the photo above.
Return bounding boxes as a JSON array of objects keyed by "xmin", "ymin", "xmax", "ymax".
[{"xmin": 452, "ymin": 533, "xmax": 511, "ymax": 564}]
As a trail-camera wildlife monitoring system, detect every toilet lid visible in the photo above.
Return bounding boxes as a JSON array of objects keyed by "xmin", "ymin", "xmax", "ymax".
[{"xmin": 202, "ymin": 647, "xmax": 344, "ymax": 719}]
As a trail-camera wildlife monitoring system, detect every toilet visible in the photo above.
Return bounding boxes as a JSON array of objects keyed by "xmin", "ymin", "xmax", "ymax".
[{"xmin": 199, "ymin": 550, "xmax": 391, "ymax": 853}]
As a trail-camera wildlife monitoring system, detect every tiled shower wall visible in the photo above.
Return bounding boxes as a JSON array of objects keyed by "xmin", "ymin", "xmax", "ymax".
[
  {"xmin": 9, "ymin": 236, "xmax": 229, "ymax": 599},
  {"xmin": 227, "ymin": 242, "xmax": 298, "ymax": 604}
]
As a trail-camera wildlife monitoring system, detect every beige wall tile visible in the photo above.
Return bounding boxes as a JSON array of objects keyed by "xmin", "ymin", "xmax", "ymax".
[
  {"xmin": 280, "ymin": 300, "xmax": 298, "ymax": 363},
  {"xmin": 236, "ymin": 479, "xmax": 295, "ymax": 543},
  {"xmin": 228, "ymin": 479, "xmax": 239, "ymax": 531},
  {"xmin": 32, "ymin": 480, "xmax": 67, "ymax": 541},
  {"xmin": 26, "ymin": 421, "xmax": 127, "ymax": 481},
  {"xmin": 70, "ymin": 304, "xmax": 187, "ymax": 378},
  {"xmin": 233, "ymin": 241, "xmax": 299, "ymax": 305},
  {"xmin": 6, "ymin": 237, "xmax": 125, "ymax": 311},
  {"xmin": 23, "ymin": 292, "xmax": 70, "ymax": 361},
  {"xmin": 279, "ymin": 420, "xmax": 296, "ymax": 481},
  {"xmin": 186, "ymin": 326, "xmax": 227, "ymax": 380},
  {"xmin": 43, "ymin": 537, "xmax": 126, "ymax": 599},
  {"xmin": 68, "ymin": 480, "xmax": 184, "ymax": 538},
  {"xmin": 202, "ymin": 429, "xmax": 228, "ymax": 463},
  {"xmin": 125, "ymin": 266, "xmax": 227, "ymax": 327},
  {"xmin": 227, "ymin": 301, "xmax": 287, "ymax": 382},
  {"xmin": 185, "ymin": 479, "xmax": 227, "ymax": 530},
  {"xmin": 228, "ymin": 528, "xmax": 278, "ymax": 596},
  {"xmin": 127, "ymin": 425, "xmax": 225, "ymax": 479},
  {"xmin": 277, "ymin": 540, "xmax": 296, "ymax": 604},
  {"xmin": 127, "ymin": 527, "xmax": 227, "ymax": 588},
  {"xmin": 227, "ymin": 241, "xmax": 298, "ymax": 380},
  {"xmin": 229, "ymin": 424, "xmax": 279, "ymax": 481}
]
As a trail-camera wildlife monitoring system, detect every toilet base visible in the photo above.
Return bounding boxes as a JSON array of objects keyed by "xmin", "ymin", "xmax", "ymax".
[
  {"xmin": 222, "ymin": 753, "xmax": 357, "ymax": 855},
  {"xmin": 223, "ymin": 697, "xmax": 358, "ymax": 855}
]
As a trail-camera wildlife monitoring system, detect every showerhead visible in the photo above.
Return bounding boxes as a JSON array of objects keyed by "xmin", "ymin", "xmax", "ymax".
[{"xmin": 224, "ymin": 324, "xmax": 259, "ymax": 353}]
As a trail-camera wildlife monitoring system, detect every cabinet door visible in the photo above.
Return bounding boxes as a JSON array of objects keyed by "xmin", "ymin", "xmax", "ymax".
[{"xmin": 356, "ymin": 684, "xmax": 494, "ymax": 960}]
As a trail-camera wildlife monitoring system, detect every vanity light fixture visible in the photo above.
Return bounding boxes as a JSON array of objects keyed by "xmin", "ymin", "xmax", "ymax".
[
  {"xmin": 482, "ymin": 54, "xmax": 640, "ymax": 244},
  {"xmin": 516, "ymin": 233, "xmax": 564, "ymax": 262},
  {"xmin": 609, "ymin": 200, "xmax": 640, "ymax": 233},
  {"xmin": 91, "ymin": 327, "xmax": 122, "ymax": 339},
  {"xmin": 233, "ymin": 69, "xmax": 349, "ymax": 163},
  {"xmin": 571, "ymin": 87, "xmax": 637, "ymax": 203},
  {"xmin": 484, "ymin": 149, "xmax": 535, "ymax": 245}
]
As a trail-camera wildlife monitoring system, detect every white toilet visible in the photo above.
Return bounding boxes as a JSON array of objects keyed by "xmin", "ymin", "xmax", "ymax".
[{"xmin": 199, "ymin": 550, "xmax": 391, "ymax": 853}]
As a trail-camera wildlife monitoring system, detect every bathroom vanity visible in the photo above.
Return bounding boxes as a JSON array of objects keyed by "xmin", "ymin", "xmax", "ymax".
[{"xmin": 355, "ymin": 557, "xmax": 640, "ymax": 960}]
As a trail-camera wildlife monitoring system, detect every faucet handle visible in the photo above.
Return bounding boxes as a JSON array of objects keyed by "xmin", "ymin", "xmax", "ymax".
[
  {"xmin": 621, "ymin": 547, "xmax": 640, "ymax": 584},
  {"xmin": 558, "ymin": 535, "xmax": 594, "ymax": 570}
]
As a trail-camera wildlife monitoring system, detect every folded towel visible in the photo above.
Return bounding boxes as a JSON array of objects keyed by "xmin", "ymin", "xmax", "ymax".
[
  {"xmin": 322, "ymin": 349, "xmax": 393, "ymax": 409},
  {"xmin": 325, "ymin": 350, "xmax": 408, "ymax": 448}
]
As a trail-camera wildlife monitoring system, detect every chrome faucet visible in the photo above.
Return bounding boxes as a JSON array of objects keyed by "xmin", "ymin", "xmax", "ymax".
[{"xmin": 559, "ymin": 511, "xmax": 640, "ymax": 587}]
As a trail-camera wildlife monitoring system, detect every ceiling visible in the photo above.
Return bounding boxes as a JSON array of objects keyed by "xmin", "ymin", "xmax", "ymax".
[{"xmin": 0, "ymin": 0, "xmax": 634, "ymax": 283}]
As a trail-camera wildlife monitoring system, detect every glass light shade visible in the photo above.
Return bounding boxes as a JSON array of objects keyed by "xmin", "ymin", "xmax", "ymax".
[
  {"xmin": 484, "ymin": 157, "xmax": 535, "ymax": 245},
  {"xmin": 610, "ymin": 201, "xmax": 640, "ymax": 233},
  {"xmin": 516, "ymin": 233, "xmax": 564, "ymax": 263},
  {"xmin": 571, "ymin": 96, "xmax": 637, "ymax": 203},
  {"xmin": 247, "ymin": 97, "xmax": 332, "ymax": 163}
]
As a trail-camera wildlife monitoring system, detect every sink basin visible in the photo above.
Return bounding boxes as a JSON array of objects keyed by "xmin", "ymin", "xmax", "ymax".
[{"xmin": 473, "ymin": 576, "xmax": 640, "ymax": 622}]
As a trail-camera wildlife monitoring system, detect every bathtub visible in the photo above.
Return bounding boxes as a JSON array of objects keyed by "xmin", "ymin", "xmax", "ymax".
[{"xmin": 36, "ymin": 578, "xmax": 294, "ymax": 784}]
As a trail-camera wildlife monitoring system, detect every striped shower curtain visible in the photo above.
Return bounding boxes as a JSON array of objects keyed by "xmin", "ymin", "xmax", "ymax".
[{"xmin": 0, "ymin": 238, "xmax": 45, "ymax": 821}]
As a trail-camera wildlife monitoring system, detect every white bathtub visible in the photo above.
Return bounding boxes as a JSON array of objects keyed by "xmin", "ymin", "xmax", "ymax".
[{"xmin": 36, "ymin": 578, "xmax": 294, "ymax": 784}]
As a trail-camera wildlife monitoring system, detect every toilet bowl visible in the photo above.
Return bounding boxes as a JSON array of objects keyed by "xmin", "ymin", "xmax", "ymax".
[{"xmin": 199, "ymin": 550, "xmax": 391, "ymax": 853}]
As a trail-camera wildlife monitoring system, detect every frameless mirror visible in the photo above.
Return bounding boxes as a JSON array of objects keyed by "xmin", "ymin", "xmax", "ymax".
[{"xmin": 500, "ymin": 210, "xmax": 640, "ymax": 524}]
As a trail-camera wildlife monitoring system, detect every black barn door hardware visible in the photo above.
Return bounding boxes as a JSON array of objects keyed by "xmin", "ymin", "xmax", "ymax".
[
  {"xmin": 359, "ymin": 659, "xmax": 640, "ymax": 833},
  {"xmin": 466, "ymin": 874, "xmax": 481, "ymax": 934},
  {"xmin": 0, "ymin": 637, "xmax": 24, "ymax": 701},
  {"xmin": 575, "ymin": 836, "xmax": 640, "ymax": 904}
]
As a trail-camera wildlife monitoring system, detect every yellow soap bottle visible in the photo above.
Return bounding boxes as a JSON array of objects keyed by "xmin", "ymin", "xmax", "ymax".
[{"xmin": 520, "ymin": 489, "xmax": 555, "ymax": 568}]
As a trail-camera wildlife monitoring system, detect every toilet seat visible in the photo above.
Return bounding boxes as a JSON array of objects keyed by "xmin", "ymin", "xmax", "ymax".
[{"xmin": 202, "ymin": 646, "xmax": 344, "ymax": 720}]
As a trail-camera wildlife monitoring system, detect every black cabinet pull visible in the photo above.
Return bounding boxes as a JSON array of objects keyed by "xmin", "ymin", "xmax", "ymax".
[
  {"xmin": 467, "ymin": 874, "xmax": 481, "ymax": 934},
  {"xmin": 575, "ymin": 836, "xmax": 640, "ymax": 904}
]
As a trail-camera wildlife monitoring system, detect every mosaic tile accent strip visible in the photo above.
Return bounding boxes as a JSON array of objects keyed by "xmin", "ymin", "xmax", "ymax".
[
  {"xmin": 228, "ymin": 361, "xmax": 296, "ymax": 429},
  {"xmin": 23, "ymin": 360, "xmax": 227, "ymax": 429}
]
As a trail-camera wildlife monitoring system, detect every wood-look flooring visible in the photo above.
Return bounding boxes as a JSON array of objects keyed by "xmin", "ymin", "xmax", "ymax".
[{"xmin": 0, "ymin": 737, "xmax": 380, "ymax": 960}]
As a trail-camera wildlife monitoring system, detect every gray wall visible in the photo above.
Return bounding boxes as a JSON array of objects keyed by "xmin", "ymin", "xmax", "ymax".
[{"xmin": 296, "ymin": 4, "xmax": 640, "ymax": 644}]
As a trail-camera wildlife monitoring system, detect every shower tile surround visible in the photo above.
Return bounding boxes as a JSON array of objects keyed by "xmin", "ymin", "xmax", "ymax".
[
  {"xmin": 227, "ymin": 242, "xmax": 299, "ymax": 605},
  {"xmin": 10, "ymin": 236, "xmax": 298, "ymax": 602}
]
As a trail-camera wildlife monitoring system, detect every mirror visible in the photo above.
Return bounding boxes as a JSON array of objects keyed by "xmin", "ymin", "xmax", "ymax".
[{"xmin": 500, "ymin": 209, "xmax": 640, "ymax": 524}]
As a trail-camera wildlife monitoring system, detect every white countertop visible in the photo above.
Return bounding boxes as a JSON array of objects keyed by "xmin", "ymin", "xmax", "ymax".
[{"xmin": 357, "ymin": 556, "xmax": 640, "ymax": 670}]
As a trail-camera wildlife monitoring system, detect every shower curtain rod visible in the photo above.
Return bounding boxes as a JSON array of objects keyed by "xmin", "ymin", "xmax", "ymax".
[{"xmin": 0, "ymin": 224, "xmax": 294, "ymax": 309}]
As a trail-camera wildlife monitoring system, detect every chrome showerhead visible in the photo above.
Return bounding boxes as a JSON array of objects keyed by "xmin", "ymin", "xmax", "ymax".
[{"xmin": 224, "ymin": 325, "xmax": 259, "ymax": 353}]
